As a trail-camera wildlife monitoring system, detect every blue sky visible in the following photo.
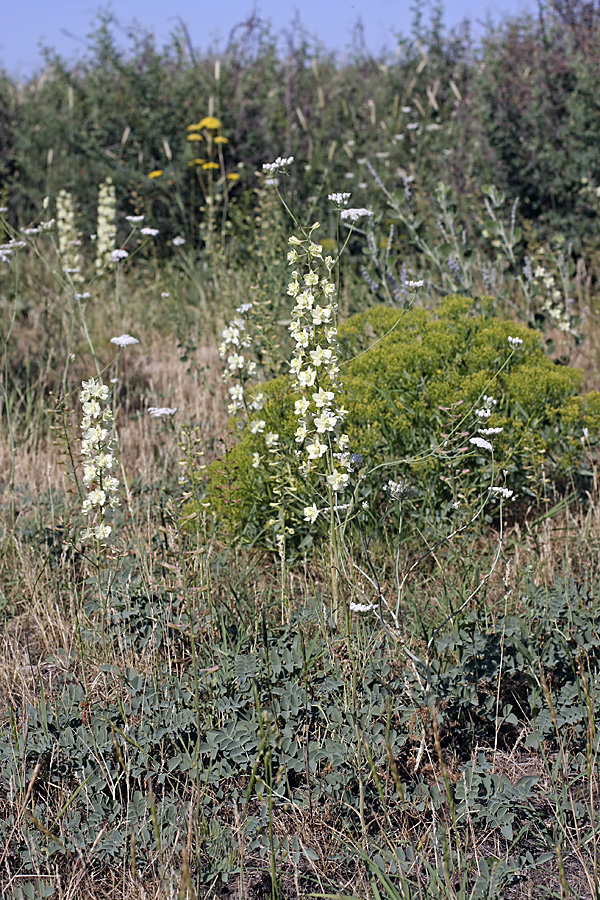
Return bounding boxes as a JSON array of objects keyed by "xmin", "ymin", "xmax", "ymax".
[{"xmin": 2, "ymin": 0, "xmax": 533, "ymax": 77}]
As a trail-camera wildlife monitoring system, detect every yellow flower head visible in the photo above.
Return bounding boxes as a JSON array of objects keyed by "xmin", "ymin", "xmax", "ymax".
[
  {"xmin": 227, "ymin": 172, "xmax": 240, "ymax": 181},
  {"xmin": 188, "ymin": 158, "xmax": 206, "ymax": 166},
  {"xmin": 148, "ymin": 170, "xmax": 163, "ymax": 179},
  {"xmin": 187, "ymin": 133, "xmax": 203, "ymax": 142},
  {"xmin": 198, "ymin": 116, "xmax": 222, "ymax": 130},
  {"xmin": 214, "ymin": 135, "xmax": 229, "ymax": 144},
  {"xmin": 186, "ymin": 123, "xmax": 202, "ymax": 131},
  {"xmin": 202, "ymin": 162, "xmax": 220, "ymax": 170}
]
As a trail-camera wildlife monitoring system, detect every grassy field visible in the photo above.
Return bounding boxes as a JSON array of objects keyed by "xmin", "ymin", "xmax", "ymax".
[{"xmin": 3, "ymin": 6, "xmax": 600, "ymax": 899}]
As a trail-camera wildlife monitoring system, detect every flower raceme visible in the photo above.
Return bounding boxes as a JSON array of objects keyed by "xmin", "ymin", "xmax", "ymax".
[
  {"xmin": 287, "ymin": 224, "xmax": 352, "ymax": 495},
  {"xmin": 79, "ymin": 377, "xmax": 120, "ymax": 542}
]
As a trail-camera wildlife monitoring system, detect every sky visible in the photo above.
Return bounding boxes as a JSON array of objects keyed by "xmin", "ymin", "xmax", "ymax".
[{"xmin": 2, "ymin": 0, "xmax": 534, "ymax": 78}]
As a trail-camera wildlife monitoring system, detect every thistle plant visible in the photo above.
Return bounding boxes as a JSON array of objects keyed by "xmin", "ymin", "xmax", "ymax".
[
  {"xmin": 94, "ymin": 176, "xmax": 117, "ymax": 274},
  {"xmin": 79, "ymin": 376, "xmax": 120, "ymax": 543}
]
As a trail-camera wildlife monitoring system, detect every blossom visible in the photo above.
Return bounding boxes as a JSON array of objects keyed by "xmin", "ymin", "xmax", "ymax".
[
  {"xmin": 148, "ymin": 170, "xmax": 163, "ymax": 179},
  {"xmin": 126, "ymin": 215, "xmax": 145, "ymax": 223},
  {"xmin": 141, "ymin": 227, "xmax": 159, "ymax": 236},
  {"xmin": 263, "ymin": 156, "xmax": 294, "ymax": 174},
  {"xmin": 306, "ymin": 438, "xmax": 328, "ymax": 460},
  {"xmin": 187, "ymin": 133, "xmax": 203, "ymax": 142},
  {"xmin": 202, "ymin": 162, "xmax": 220, "ymax": 170},
  {"xmin": 349, "ymin": 602, "xmax": 377, "ymax": 613},
  {"xmin": 197, "ymin": 116, "xmax": 222, "ymax": 129},
  {"xmin": 265, "ymin": 432, "xmax": 279, "ymax": 449},
  {"xmin": 111, "ymin": 334, "xmax": 139, "ymax": 348},
  {"xmin": 339, "ymin": 208, "xmax": 373, "ymax": 222},
  {"xmin": 490, "ymin": 487, "xmax": 514, "ymax": 499},
  {"xmin": 405, "ymin": 280, "xmax": 424, "ymax": 288},
  {"xmin": 250, "ymin": 420, "xmax": 266, "ymax": 434},
  {"xmin": 508, "ymin": 335, "xmax": 524, "ymax": 348},
  {"xmin": 304, "ymin": 504, "xmax": 320, "ymax": 523},
  {"xmin": 227, "ymin": 173, "xmax": 240, "ymax": 181},
  {"xmin": 470, "ymin": 437, "xmax": 493, "ymax": 452},
  {"xmin": 252, "ymin": 453, "xmax": 261, "ymax": 468},
  {"xmin": 148, "ymin": 407, "xmax": 177, "ymax": 417},
  {"xmin": 327, "ymin": 470, "xmax": 350, "ymax": 491},
  {"xmin": 172, "ymin": 236, "xmax": 186, "ymax": 246},
  {"xmin": 328, "ymin": 192, "xmax": 351, "ymax": 206},
  {"xmin": 110, "ymin": 249, "xmax": 129, "ymax": 262},
  {"xmin": 479, "ymin": 427, "xmax": 503, "ymax": 436}
]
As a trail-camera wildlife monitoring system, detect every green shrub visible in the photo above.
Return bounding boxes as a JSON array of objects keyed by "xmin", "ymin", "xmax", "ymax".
[{"xmin": 206, "ymin": 295, "xmax": 599, "ymax": 544}]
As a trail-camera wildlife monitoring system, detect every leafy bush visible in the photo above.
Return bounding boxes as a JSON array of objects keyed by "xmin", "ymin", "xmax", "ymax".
[{"xmin": 207, "ymin": 295, "xmax": 600, "ymax": 543}]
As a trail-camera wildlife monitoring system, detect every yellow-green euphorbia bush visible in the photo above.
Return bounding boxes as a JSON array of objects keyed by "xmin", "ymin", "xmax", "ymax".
[{"xmin": 206, "ymin": 296, "xmax": 600, "ymax": 544}]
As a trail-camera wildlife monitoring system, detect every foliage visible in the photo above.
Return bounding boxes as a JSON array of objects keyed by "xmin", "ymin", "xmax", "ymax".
[
  {"xmin": 207, "ymin": 295, "xmax": 599, "ymax": 544},
  {"xmin": 2, "ymin": 573, "xmax": 600, "ymax": 895}
]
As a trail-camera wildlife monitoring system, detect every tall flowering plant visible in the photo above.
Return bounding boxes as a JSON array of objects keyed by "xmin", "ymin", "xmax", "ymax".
[
  {"xmin": 286, "ymin": 224, "xmax": 353, "ymax": 522},
  {"xmin": 79, "ymin": 377, "xmax": 120, "ymax": 543}
]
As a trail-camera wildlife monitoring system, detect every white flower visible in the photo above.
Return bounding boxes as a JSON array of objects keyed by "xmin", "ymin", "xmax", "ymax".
[
  {"xmin": 314, "ymin": 410, "xmax": 338, "ymax": 433},
  {"xmin": 469, "ymin": 437, "xmax": 493, "ymax": 452},
  {"xmin": 111, "ymin": 334, "xmax": 139, "ymax": 348},
  {"xmin": 87, "ymin": 489, "xmax": 107, "ymax": 508},
  {"xmin": 508, "ymin": 335, "xmax": 524, "ymax": 348},
  {"xmin": 229, "ymin": 384, "xmax": 244, "ymax": 402},
  {"xmin": 327, "ymin": 470, "xmax": 350, "ymax": 491},
  {"xmin": 94, "ymin": 523, "xmax": 112, "ymax": 540},
  {"xmin": 328, "ymin": 192, "xmax": 351, "ymax": 206},
  {"xmin": 237, "ymin": 303, "xmax": 253, "ymax": 314},
  {"xmin": 297, "ymin": 368, "xmax": 317, "ymax": 388},
  {"xmin": 306, "ymin": 438, "xmax": 328, "ymax": 460},
  {"xmin": 405, "ymin": 280, "xmax": 424, "ymax": 288},
  {"xmin": 313, "ymin": 388, "xmax": 335, "ymax": 408},
  {"xmin": 304, "ymin": 504, "xmax": 320, "ymax": 523},
  {"xmin": 490, "ymin": 487, "xmax": 514, "ymax": 499},
  {"xmin": 172, "ymin": 236, "xmax": 186, "ymax": 246},
  {"xmin": 109, "ymin": 249, "xmax": 129, "ymax": 262},
  {"xmin": 141, "ymin": 227, "xmax": 159, "ymax": 236},
  {"xmin": 263, "ymin": 156, "xmax": 294, "ymax": 174},
  {"xmin": 339, "ymin": 208, "xmax": 373, "ymax": 222},
  {"xmin": 148, "ymin": 407, "xmax": 177, "ymax": 417},
  {"xmin": 252, "ymin": 453, "xmax": 261, "ymax": 468},
  {"xmin": 349, "ymin": 602, "xmax": 377, "ymax": 613},
  {"xmin": 250, "ymin": 392, "xmax": 264, "ymax": 411},
  {"xmin": 250, "ymin": 420, "xmax": 266, "ymax": 434},
  {"xmin": 228, "ymin": 353, "xmax": 244, "ymax": 371},
  {"xmin": 161, "ymin": 291, "xmax": 170, "ymax": 297},
  {"xmin": 126, "ymin": 215, "xmax": 145, "ymax": 223},
  {"xmin": 265, "ymin": 432, "xmax": 279, "ymax": 449},
  {"xmin": 294, "ymin": 397, "xmax": 310, "ymax": 417},
  {"xmin": 479, "ymin": 427, "xmax": 503, "ymax": 435}
]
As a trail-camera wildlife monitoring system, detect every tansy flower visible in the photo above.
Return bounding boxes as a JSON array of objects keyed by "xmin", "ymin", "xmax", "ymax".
[
  {"xmin": 197, "ymin": 116, "xmax": 222, "ymax": 129},
  {"xmin": 188, "ymin": 158, "xmax": 205, "ymax": 166},
  {"xmin": 227, "ymin": 173, "xmax": 240, "ymax": 181},
  {"xmin": 187, "ymin": 123, "xmax": 202, "ymax": 130},
  {"xmin": 187, "ymin": 133, "xmax": 203, "ymax": 141},
  {"xmin": 214, "ymin": 136, "xmax": 229, "ymax": 144},
  {"xmin": 202, "ymin": 162, "xmax": 220, "ymax": 170},
  {"xmin": 148, "ymin": 170, "xmax": 163, "ymax": 179}
]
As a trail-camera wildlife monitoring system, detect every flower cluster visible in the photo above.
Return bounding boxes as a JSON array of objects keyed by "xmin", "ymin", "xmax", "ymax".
[
  {"xmin": 475, "ymin": 394, "xmax": 497, "ymax": 420},
  {"xmin": 218, "ymin": 303, "xmax": 265, "ymax": 420},
  {"xmin": 339, "ymin": 208, "xmax": 373, "ymax": 223},
  {"xmin": 79, "ymin": 377, "xmax": 120, "ymax": 542},
  {"xmin": 263, "ymin": 156, "xmax": 294, "ymax": 175},
  {"xmin": 508, "ymin": 335, "xmax": 523, "ymax": 349},
  {"xmin": 95, "ymin": 177, "xmax": 117, "ymax": 273},
  {"xmin": 287, "ymin": 224, "xmax": 352, "ymax": 495},
  {"xmin": 328, "ymin": 192, "xmax": 351, "ymax": 207},
  {"xmin": 57, "ymin": 189, "xmax": 83, "ymax": 282}
]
